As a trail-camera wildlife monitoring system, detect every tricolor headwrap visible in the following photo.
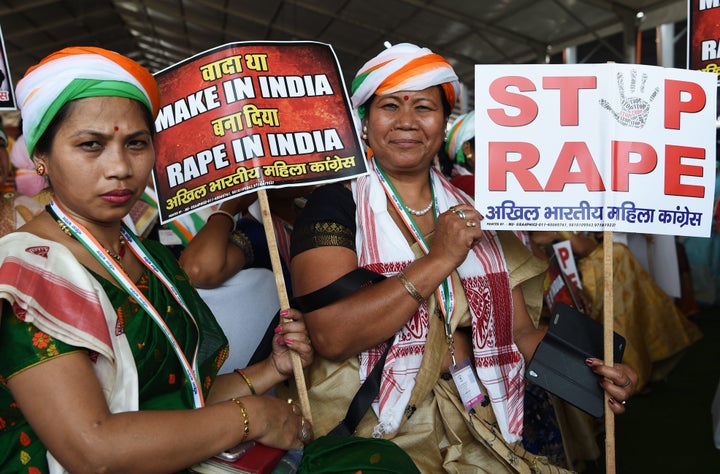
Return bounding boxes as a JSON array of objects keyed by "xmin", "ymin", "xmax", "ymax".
[
  {"xmin": 15, "ymin": 46, "xmax": 160, "ymax": 157},
  {"xmin": 350, "ymin": 43, "xmax": 460, "ymax": 119},
  {"xmin": 445, "ymin": 110, "xmax": 475, "ymax": 165}
]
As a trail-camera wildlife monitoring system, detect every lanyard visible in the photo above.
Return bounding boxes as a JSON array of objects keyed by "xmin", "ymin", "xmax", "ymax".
[
  {"xmin": 48, "ymin": 199, "xmax": 205, "ymax": 408},
  {"xmin": 371, "ymin": 159, "xmax": 458, "ymax": 361}
]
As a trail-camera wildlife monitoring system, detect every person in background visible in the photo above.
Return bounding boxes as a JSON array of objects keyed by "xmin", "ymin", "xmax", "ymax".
[
  {"xmin": 681, "ymin": 144, "xmax": 720, "ymax": 307},
  {"xmin": 9, "ymin": 129, "xmax": 49, "ymax": 198},
  {"xmin": 180, "ymin": 187, "xmax": 309, "ymax": 290},
  {"xmin": 446, "ymin": 110, "xmax": 475, "ymax": 179},
  {"xmin": 179, "ymin": 187, "xmax": 310, "ymax": 371},
  {"xmin": 0, "ymin": 46, "xmax": 313, "ymax": 473},
  {"xmin": 436, "ymin": 110, "xmax": 475, "ymax": 196},
  {"xmin": 531, "ymin": 230, "xmax": 702, "ymax": 393},
  {"xmin": 285, "ymin": 43, "xmax": 636, "ymax": 473},
  {"xmin": 0, "ymin": 122, "xmax": 44, "ymax": 234}
]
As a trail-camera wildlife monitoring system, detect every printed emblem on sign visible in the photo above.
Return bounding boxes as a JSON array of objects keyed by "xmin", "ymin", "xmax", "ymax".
[{"xmin": 599, "ymin": 70, "xmax": 659, "ymax": 128}]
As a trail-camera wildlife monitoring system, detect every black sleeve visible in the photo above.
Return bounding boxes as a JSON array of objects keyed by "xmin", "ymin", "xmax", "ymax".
[{"xmin": 290, "ymin": 182, "xmax": 356, "ymax": 258}]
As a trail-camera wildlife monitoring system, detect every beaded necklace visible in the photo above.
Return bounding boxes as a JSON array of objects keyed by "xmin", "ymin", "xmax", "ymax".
[
  {"xmin": 404, "ymin": 200, "xmax": 434, "ymax": 216},
  {"xmin": 55, "ymin": 217, "xmax": 126, "ymax": 269}
]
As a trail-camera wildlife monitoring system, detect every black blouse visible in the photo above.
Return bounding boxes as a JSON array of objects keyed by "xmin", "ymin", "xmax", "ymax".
[{"xmin": 290, "ymin": 182, "xmax": 357, "ymax": 258}]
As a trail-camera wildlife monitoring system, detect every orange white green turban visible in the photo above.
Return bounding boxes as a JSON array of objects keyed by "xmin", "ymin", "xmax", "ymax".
[
  {"xmin": 445, "ymin": 110, "xmax": 475, "ymax": 165},
  {"xmin": 350, "ymin": 43, "xmax": 460, "ymax": 118},
  {"xmin": 16, "ymin": 46, "xmax": 160, "ymax": 157}
]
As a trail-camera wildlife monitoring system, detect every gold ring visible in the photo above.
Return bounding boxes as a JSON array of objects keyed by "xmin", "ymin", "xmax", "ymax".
[
  {"xmin": 455, "ymin": 209, "xmax": 466, "ymax": 220},
  {"xmin": 448, "ymin": 205, "xmax": 457, "ymax": 212},
  {"xmin": 466, "ymin": 220, "xmax": 477, "ymax": 228}
]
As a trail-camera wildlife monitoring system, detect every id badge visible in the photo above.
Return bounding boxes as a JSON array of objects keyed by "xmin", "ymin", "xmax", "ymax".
[{"xmin": 449, "ymin": 358, "xmax": 486, "ymax": 411}]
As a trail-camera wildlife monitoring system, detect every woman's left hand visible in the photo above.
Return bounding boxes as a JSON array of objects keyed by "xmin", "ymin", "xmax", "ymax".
[
  {"xmin": 586, "ymin": 358, "xmax": 637, "ymax": 414},
  {"xmin": 271, "ymin": 308, "xmax": 314, "ymax": 377}
]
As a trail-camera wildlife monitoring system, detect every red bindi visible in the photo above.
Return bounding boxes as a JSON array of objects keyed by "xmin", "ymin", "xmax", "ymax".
[
  {"xmin": 403, "ymin": 95, "xmax": 409, "ymax": 101},
  {"xmin": 114, "ymin": 126, "xmax": 119, "ymax": 131}
]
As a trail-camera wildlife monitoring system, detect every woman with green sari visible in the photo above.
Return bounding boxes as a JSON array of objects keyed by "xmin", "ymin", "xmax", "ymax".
[{"xmin": 0, "ymin": 46, "xmax": 313, "ymax": 473}]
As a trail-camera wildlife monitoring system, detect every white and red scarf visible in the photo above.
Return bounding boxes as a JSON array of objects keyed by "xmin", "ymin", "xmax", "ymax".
[
  {"xmin": 353, "ymin": 162, "xmax": 525, "ymax": 442},
  {"xmin": 0, "ymin": 233, "xmax": 138, "ymax": 473}
]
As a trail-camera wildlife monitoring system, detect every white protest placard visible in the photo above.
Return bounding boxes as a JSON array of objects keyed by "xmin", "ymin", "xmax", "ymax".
[{"xmin": 474, "ymin": 63, "xmax": 717, "ymax": 237}]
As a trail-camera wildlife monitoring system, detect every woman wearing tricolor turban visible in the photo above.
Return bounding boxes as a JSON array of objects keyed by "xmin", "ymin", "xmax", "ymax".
[
  {"xmin": 0, "ymin": 47, "xmax": 314, "ymax": 473},
  {"xmin": 0, "ymin": 122, "xmax": 44, "ymax": 236},
  {"xmin": 445, "ymin": 110, "xmax": 476, "ymax": 195},
  {"xmin": 446, "ymin": 110, "xmax": 475, "ymax": 173},
  {"xmin": 287, "ymin": 43, "xmax": 637, "ymax": 472}
]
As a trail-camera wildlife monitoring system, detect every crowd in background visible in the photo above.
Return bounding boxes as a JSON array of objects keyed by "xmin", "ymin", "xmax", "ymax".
[{"xmin": 0, "ymin": 41, "xmax": 713, "ymax": 473}]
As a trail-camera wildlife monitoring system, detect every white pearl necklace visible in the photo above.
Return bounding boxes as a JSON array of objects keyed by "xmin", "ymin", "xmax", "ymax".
[{"xmin": 405, "ymin": 200, "xmax": 434, "ymax": 216}]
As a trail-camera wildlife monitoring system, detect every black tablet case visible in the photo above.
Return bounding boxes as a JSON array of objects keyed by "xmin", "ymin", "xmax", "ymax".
[{"xmin": 525, "ymin": 302, "xmax": 626, "ymax": 418}]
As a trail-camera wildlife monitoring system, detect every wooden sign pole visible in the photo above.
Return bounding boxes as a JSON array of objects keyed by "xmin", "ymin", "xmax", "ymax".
[
  {"xmin": 603, "ymin": 229, "xmax": 615, "ymax": 474},
  {"xmin": 257, "ymin": 189, "xmax": 313, "ymax": 423}
]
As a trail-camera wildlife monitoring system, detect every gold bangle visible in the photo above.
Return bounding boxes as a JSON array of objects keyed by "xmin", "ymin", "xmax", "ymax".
[
  {"xmin": 397, "ymin": 270, "xmax": 425, "ymax": 305},
  {"xmin": 208, "ymin": 210, "xmax": 235, "ymax": 225},
  {"xmin": 234, "ymin": 368, "xmax": 256, "ymax": 395},
  {"xmin": 231, "ymin": 398, "xmax": 250, "ymax": 443}
]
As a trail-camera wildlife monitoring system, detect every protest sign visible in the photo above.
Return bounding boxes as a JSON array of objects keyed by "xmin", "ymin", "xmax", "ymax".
[
  {"xmin": 688, "ymin": 0, "xmax": 720, "ymax": 80},
  {"xmin": 152, "ymin": 41, "xmax": 367, "ymax": 224},
  {"xmin": 474, "ymin": 63, "xmax": 717, "ymax": 237},
  {"xmin": 0, "ymin": 25, "xmax": 16, "ymax": 110},
  {"xmin": 552, "ymin": 240, "xmax": 581, "ymax": 289}
]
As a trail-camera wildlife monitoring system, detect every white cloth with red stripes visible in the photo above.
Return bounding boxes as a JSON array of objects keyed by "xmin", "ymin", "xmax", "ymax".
[
  {"xmin": 352, "ymin": 164, "xmax": 526, "ymax": 442},
  {"xmin": 0, "ymin": 232, "xmax": 138, "ymax": 473}
]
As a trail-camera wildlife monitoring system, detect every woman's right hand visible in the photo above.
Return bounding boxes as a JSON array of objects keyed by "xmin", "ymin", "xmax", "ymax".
[
  {"xmin": 429, "ymin": 205, "xmax": 484, "ymax": 269},
  {"xmin": 271, "ymin": 308, "xmax": 314, "ymax": 376},
  {"xmin": 251, "ymin": 396, "xmax": 314, "ymax": 449}
]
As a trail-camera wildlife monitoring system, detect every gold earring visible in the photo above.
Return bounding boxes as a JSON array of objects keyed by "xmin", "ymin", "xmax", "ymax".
[{"xmin": 36, "ymin": 164, "xmax": 46, "ymax": 176}]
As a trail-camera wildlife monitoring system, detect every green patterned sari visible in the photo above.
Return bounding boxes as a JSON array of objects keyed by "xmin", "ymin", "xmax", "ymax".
[{"xmin": 0, "ymin": 239, "xmax": 228, "ymax": 473}]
